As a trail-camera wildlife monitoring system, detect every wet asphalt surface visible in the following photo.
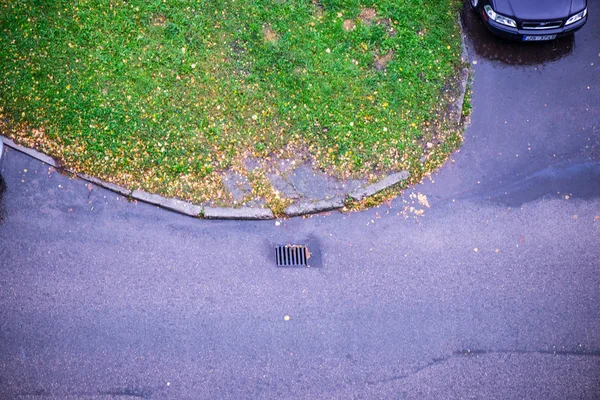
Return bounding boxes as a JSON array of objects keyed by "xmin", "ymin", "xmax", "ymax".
[{"xmin": 1, "ymin": 5, "xmax": 599, "ymax": 399}]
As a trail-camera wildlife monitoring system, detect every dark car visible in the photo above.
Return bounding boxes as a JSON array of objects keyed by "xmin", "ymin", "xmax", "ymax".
[{"xmin": 469, "ymin": 0, "xmax": 588, "ymax": 41}]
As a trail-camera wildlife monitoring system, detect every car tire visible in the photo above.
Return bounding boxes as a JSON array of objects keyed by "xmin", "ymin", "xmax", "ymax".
[{"xmin": 469, "ymin": 0, "xmax": 480, "ymax": 11}]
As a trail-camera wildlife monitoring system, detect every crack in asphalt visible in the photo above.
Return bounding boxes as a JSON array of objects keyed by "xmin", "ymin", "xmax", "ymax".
[
  {"xmin": 365, "ymin": 356, "xmax": 453, "ymax": 386},
  {"xmin": 13, "ymin": 388, "xmax": 154, "ymax": 399},
  {"xmin": 365, "ymin": 348, "xmax": 600, "ymax": 386},
  {"xmin": 456, "ymin": 348, "xmax": 600, "ymax": 358}
]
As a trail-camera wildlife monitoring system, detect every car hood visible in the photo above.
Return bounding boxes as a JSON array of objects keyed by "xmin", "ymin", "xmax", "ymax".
[{"xmin": 492, "ymin": 0, "xmax": 586, "ymax": 20}]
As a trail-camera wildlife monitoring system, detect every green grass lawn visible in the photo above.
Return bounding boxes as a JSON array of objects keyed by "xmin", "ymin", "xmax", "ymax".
[{"xmin": 1, "ymin": 0, "xmax": 463, "ymax": 204}]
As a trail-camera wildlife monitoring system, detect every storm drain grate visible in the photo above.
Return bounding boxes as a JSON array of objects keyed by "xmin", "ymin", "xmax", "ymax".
[{"xmin": 275, "ymin": 245, "xmax": 309, "ymax": 267}]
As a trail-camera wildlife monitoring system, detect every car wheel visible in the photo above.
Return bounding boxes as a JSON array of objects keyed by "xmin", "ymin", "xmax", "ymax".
[{"xmin": 470, "ymin": 0, "xmax": 480, "ymax": 11}]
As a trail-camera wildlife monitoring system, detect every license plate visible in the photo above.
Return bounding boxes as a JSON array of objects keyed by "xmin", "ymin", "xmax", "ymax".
[{"xmin": 523, "ymin": 35, "xmax": 557, "ymax": 41}]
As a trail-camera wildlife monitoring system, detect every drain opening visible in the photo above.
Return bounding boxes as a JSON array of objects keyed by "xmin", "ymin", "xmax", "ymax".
[{"xmin": 275, "ymin": 245, "xmax": 310, "ymax": 267}]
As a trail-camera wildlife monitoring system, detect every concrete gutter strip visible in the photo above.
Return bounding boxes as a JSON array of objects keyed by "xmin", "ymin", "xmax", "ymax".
[
  {"xmin": 1, "ymin": 136, "xmax": 58, "ymax": 168},
  {"xmin": 453, "ymin": 67, "xmax": 469, "ymax": 124},
  {"xmin": 79, "ymin": 173, "xmax": 131, "ymax": 197},
  {"xmin": 454, "ymin": 15, "xmax": 471, "ymax": 125},
  {"xmin": 284, "ymin": 197, "xmax": 345, "ymax": 217},
  {"xmin": 204, "ymin": 207, "xmax": 274, "ymax": 220},
  {"xmin": 458, "ymin": 14, "xmax": 470, "ymax": 64},
  {"xmin": 131, "ymin": 190, "xmax": 203, "ymax": 217},
  {"xmin": 349, "ymin": 170, "xmax": 410, "ymax": 201}
]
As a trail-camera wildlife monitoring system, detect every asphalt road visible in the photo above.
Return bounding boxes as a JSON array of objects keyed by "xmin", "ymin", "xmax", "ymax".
[{"xmin": 1, "ymin": 5, "xmax": 599, "ymax": 399}]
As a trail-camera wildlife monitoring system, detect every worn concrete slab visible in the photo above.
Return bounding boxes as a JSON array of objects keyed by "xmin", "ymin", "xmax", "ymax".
[
  {"xmin": 203, "ymin": 207, "xmax": 274, "ymax": 220},
  {"xmin": 284, "ymin": 197, "xmax": 345, "ymax": 217},
  {"xmin": 452, "ymin": 66, "xmax": 470, "ymax": 124},
  {"xmin": 131, "ymin": 190, "xmax": 203, "ymax": 217},
  {"xmin": 269, "ymin": 173, "xmax": 300, "ymax": 199},
  {"xmin": 452, "ymin": 14, "xmax": 470, "ymax": 124},
  {"xmin": 288, "ymin": 165, "xmax": 337, "ymax": 200},
  {"xmin": 1, "ymin": 136, "xmax": 58, "ymax": 167},
  {"xmin": 349, "ymin": 171, "xmax": 410, "ymax": 201},
  {"xmin": 334, "ymin": 178, "xmax": 368, "ymax": 194},
  {"xmin": 223, "ymin": 172, "xmax": 252, "ymax": 202}
]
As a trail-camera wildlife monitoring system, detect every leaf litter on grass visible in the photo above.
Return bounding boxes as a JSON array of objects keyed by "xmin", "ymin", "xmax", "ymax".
[{"xmin": 0, "ymin": 0, "xmax": 466, "ymax": 209}]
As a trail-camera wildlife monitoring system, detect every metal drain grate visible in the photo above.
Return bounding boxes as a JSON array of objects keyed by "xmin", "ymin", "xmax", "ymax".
[{"xmin": 275, "ymin": 245, "xmax": 309, "ymax": 267}]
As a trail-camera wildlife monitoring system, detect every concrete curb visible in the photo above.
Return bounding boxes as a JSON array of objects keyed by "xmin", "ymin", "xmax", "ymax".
[
  {"xmin": 131, "ymin": 190, "xmax": 203, "ymax": 217},
  {"xmin": 0, "ymin": 135, "xmax": 410, "ymax": 220},
  {"xmin": 1, "ymin": 136, "xmax": 58, "ymax": 168},
  {"xmin": 454, "ymin": 13, "xmax": 471, "ymax": 125},
  {"xmin": 78, "ymin": 173, "xmax": 131, "ymax": 197},
  {"xmin": 204, "ymin": 207, "xmax": 274, "ymax": 220},
  {"xmin": 349, "ymin": 171, "xmax": 410, "ymax": 201},
  {"xmin": 284, "ymin": 197, "xmax": 346, "ymax": 217},
  {"xmin": 458, "ymin": 13, "xmax": 470, "ymax": 65}
]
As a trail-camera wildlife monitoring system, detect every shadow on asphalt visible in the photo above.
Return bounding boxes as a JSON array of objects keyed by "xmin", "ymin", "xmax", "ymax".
[{"xmin": 462, "ymin": 4, "xmax": 574, "ymax": 66}]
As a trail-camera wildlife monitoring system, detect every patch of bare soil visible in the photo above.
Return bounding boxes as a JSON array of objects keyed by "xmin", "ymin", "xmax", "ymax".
[
  {"xmin": 359, "ymin": 8, "xmax": 377, "ymax": 24},
  {"xmin": 262, "ymin": 24, "xmax": 279, "ymax": 43},
  {"xmin": 151, "ymin": 13, "xmax": 167, "ymax": 27},
  {"xmin": 373, "ymin": 50, "xmax": 394, "ymax": 71},
  {"xmin": 343, "ymin": 19, "xmax": 356, "ymax": 31}
]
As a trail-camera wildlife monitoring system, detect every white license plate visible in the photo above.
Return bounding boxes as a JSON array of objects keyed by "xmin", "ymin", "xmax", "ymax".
[{"xmin": 523, "ymin": 35, "xmax": 557, "ymax": 41}]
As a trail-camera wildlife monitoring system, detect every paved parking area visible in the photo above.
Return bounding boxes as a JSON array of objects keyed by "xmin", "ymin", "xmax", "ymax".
[{"xmin": 0, "ymin": 4, "xmax": 599, "ymax": 399}]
